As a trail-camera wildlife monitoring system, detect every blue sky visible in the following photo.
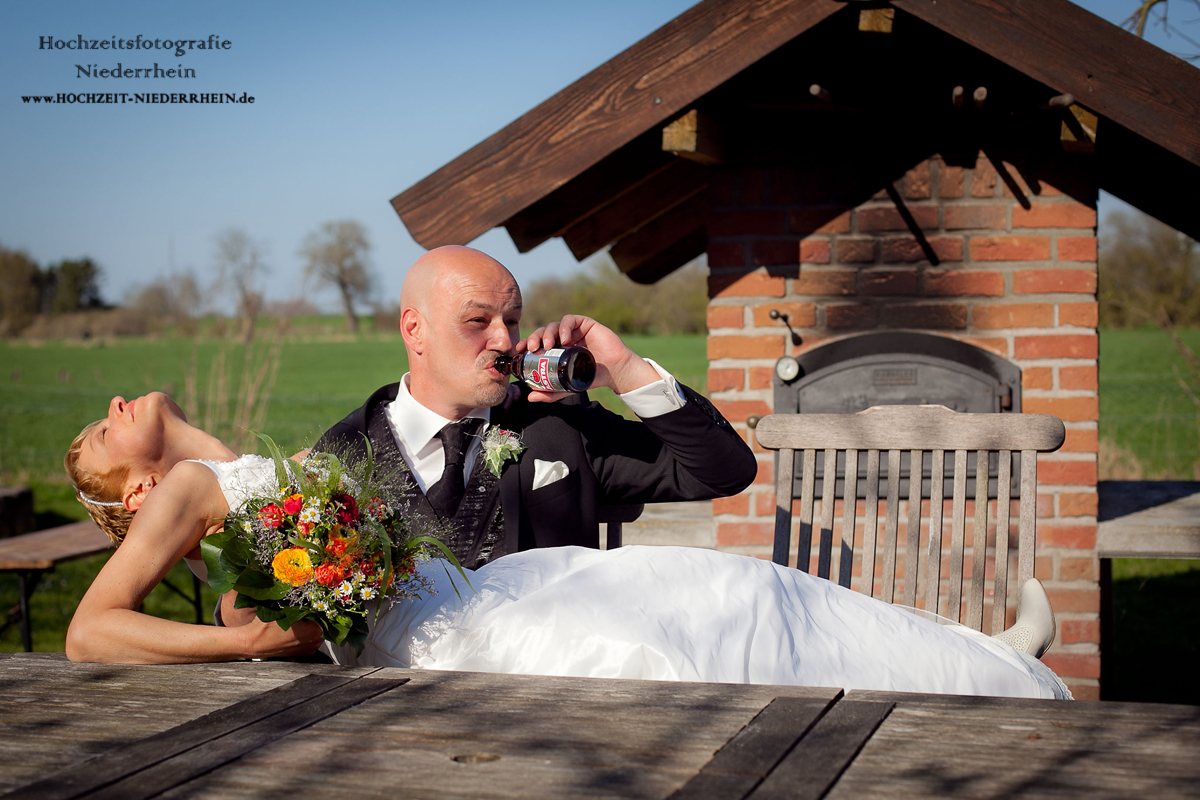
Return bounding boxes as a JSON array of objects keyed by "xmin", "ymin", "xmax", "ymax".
[{"xmin": 1, "ymin": 0, "xmax": 1194, "ymax": 311}]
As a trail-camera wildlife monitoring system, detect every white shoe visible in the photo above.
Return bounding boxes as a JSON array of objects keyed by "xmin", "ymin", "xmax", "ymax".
[{"xmin": 993, "ymin": 578, "xmax": 1056, "ymax": 658}]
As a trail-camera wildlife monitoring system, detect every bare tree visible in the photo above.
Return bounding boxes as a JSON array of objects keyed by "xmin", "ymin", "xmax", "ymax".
[
  {"xmin": 1125, "ymin": 0, "xmax": 1200, "ymax": 59},
  {"xmin": 300, "ymin": 220, "xmax": 372, "ymax": 333},
  {"xmin": 213, "ymin": 229, "xmax": 268, "ymax": 344},
  {"xmin": 1099, "ymin": 210, "xmax": 1199, "ymax": 328}
]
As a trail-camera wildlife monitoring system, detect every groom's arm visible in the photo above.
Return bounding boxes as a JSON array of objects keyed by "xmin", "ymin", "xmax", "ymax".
[{"xmin": 575, "ymin": 379, "xmax": 757, "ymax": 503}]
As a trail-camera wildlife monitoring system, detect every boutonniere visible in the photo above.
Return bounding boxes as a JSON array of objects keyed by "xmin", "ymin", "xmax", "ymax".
[{"xmin": 481, "ymin": 425, "xmax": 525, "ymax": 478}]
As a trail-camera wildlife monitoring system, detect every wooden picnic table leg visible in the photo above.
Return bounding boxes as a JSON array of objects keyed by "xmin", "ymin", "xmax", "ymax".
[{"xmin": 17, "ymin": 569, "xmax": 45, "ymax": 653}]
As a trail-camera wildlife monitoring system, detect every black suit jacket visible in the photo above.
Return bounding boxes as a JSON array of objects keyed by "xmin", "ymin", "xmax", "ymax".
[{"xmin": 314, "ymin": 382, "xmax": 757, "ymax": 558}]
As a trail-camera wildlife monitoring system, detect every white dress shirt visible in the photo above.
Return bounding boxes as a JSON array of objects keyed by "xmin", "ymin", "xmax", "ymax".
[{"xmin": 384, "ymin": 359, "xmax": 686, "ymax": 491}]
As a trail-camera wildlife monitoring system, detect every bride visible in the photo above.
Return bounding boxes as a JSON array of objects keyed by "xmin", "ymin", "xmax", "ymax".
[{"xmin": 63, "ymin": 392, "xmax": 1069, "ymax": 700}]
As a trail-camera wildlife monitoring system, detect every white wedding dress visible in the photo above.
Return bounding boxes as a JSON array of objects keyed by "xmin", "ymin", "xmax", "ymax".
[{"xmin": 200, "ymin": 455, "xmax": 1071, "ymax": 700}]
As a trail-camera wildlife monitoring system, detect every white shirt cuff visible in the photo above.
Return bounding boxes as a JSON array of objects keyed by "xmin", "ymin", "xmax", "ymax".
[{"xmin": 617, "ymin": 359, "xmax": 687, "ymax": 418}]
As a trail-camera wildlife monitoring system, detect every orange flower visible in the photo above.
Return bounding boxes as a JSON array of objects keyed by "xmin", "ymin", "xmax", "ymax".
[
  {"xmin": 315, "ymin": 562, "xmax": 345, "ymax": 586},
  {"xmin": 271, "ymin": 548, "xmax": 314, "ymax": 586},
  {"xmin": 325, "ymin": 536, "xmax": 348, "ymax": 557}
]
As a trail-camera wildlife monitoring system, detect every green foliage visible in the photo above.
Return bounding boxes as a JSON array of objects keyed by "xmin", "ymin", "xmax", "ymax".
[
  {"xmin": 1099, "ymin": 210, "xmax": 1200, "ymax": 328},
  {"xmin": 0, "ymin": 245, "xmax": 107, "ymax": 337},
  {"xmin": 523, "ymin": 258, "xmax": 708, "ymax": 335}
]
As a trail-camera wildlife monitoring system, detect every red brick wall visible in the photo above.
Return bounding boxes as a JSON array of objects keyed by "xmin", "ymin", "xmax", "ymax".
[{"xmin": 705, "ymin": 154, "xmax": 1100, "ymax": 698}]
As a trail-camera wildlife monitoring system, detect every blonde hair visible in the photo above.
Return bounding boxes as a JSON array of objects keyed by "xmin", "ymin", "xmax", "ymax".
[{"xmin": 64, "ymin": 420, "xmax": 132, "ymax": 547}]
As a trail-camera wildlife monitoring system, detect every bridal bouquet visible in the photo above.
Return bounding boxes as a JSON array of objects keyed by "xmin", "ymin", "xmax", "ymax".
[{"xmin": 201, "ymin": 435, "xmax": 460, "ymax": 653}]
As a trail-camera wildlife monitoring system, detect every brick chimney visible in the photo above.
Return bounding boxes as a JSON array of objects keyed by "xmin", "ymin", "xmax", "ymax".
[{"xmin": 705, "ymin": 153, "xmax": 1100, "ymax": 698}]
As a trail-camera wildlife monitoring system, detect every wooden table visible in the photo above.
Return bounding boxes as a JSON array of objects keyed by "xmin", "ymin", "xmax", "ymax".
[{"xmin": 2, "ymin": 654, "xmax": 1197, "ymax": 799}]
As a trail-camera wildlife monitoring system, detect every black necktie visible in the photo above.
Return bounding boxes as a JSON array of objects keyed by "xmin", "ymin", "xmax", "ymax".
[{"xmin": 426, "ymin": 418, "xmax": 484, "ymax": 518}]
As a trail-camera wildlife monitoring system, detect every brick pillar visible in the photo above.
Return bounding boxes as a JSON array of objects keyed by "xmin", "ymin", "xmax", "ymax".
[{"xmin": 704, "ymin": 154, "xmax": 1100, "ymax": 698}]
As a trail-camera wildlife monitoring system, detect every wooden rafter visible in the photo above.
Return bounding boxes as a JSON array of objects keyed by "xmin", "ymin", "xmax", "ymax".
[
  {"xmin": 562, "ymin": 159, "xmax": 709, "ymax": 261},
  {"xmin": 609, "ymin": 192, "xmax": 708, "ymax": 282},
  {"xmin": 391, "ymin": 0, "xmax": 843, "ymax": 249},
  {"xmin": 893, "ymin": 0, "xmax": 1200, "ymax": 168}
]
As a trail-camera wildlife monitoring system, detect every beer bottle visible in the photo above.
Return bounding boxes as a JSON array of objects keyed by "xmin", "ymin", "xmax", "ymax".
[{"xmin": 493, "ymin": 347, "xmax": 596, "ymax": 393}]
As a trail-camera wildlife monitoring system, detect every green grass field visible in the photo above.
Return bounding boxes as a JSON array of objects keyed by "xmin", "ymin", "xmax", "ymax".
[{"xmin": 2, "ymin": 325, "xmax": 1197, "ymax": 705}]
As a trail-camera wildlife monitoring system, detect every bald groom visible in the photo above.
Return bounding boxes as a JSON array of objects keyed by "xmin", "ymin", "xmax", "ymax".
[{"xmin": 314, "ymin": 246, "xmax": 757, "ymax": 568}]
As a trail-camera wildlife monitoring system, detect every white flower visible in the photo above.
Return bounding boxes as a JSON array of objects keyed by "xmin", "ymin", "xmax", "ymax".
[
  {"xmin": 299, "ymin": 499, "xmax": 323, "ymax": 524},
  {"xmin": 360, "ymin": 586, "xmax": 379, "ymax": 601},
  {"xmin": 481, "ymin": 426, "xmax": 525, "ymax": 477}
]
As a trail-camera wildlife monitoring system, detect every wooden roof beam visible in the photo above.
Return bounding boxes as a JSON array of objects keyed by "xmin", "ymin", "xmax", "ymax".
[
  {"xmin": 391, "ymin": 0, "xmax": 844, "ymax": 249},
  {"xmin": 892, "ymin": 0, "xmax": 1200, "ymax": 168},
  {"xmin": 562, "ymin": 159, "xmax": 709, "ymax": 261},
  {"xmin": 502, "ymin": 129, "xmax": 676, "ymax": 254},
  {"xmin": 662, "ymin": 109, "xmax": 726, "ymax": 166},
  {"xmin": 609, "ymin": 192, "xmax": 708, "ymax": 284}
]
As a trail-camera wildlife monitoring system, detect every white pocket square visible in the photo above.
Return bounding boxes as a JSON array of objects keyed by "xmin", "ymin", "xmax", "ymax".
[{"xmin": 532, "ymin": 459, "xmax": 570, "ymax": 490}]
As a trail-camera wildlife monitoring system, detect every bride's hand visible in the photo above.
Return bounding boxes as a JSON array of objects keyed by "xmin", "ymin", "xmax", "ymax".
[{"xmin": 237, "ymin": 617, "xmax": 324, "ymax": 659}]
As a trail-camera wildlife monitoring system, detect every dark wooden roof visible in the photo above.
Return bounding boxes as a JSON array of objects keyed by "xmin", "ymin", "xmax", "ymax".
[{"xmin": 391, "ymin": 0, "xmax": 1200, "ymax": 281}]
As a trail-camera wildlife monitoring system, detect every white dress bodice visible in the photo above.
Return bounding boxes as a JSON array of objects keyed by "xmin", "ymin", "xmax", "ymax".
[{"xmin": 201, "ymin": 455, "xmax": 1071, "ymax": 699}]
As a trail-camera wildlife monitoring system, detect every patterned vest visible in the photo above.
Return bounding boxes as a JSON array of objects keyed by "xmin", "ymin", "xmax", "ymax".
[{"xmin": 366, "ymin": 401, "xmax": 507, "ymax": 570}]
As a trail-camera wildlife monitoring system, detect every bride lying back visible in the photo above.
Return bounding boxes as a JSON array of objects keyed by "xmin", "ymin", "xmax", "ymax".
[{"xmin": 64, "ymin": 392, "xmax": 1071, "ymax": 700}]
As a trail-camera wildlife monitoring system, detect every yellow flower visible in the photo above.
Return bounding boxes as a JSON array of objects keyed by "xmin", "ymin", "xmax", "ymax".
[{"xmin": 272, "ymin": 547, "xmax": 314, "ymax": 586}]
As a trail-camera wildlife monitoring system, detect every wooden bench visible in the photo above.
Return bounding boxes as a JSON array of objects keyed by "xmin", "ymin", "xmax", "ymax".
[
  {"xmin": 1096, "ymin": 480, "xmax": 1200, "ymax": 698},
  {"xmin": 0, "ymin": 522, "xmax": 111, "ymax": 652}
]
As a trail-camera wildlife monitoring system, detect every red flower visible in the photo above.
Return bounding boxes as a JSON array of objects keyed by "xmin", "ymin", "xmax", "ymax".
[
  {"xmin": 257, "ymin": 505, "xmax": 285, "ymax": 529},
  {"xmin": 298, "ymin": 521, "xmax": 313, "ymax": 536},
  {"xmin": 333, "ymin": 493, "xmax": 360, "ymax": 525},
  {"xmin": 359, "ymin": 560, "xmax": 375, "ymax": 575},
  {"xmin": 315, "ymin": 563, "xmax": 345, "ymax": 586},
  {"xmin": 282, "ymin": 495, "xmax": 304, "ymax": 515},
  {"xmin": 325, "ymin": 537, "xmax": 348, "ymax": 557}
]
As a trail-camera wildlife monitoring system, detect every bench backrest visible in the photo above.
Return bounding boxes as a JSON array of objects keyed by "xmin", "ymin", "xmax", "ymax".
[{"xmin": 754, "ymin": 405, "xmax": 1064, "ymax": 633}]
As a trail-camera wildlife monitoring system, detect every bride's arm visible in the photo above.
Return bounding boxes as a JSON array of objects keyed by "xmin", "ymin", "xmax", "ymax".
[{"xmin": 66, "ymin": 461, "xmax": 323, "ymax": 664}]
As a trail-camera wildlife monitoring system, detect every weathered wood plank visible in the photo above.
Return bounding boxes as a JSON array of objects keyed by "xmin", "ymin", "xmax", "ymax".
[
  {"xmin": 0, "ymin": 522, "xmax": 110, "ymax": 570},
  {"xmin": 993, "ymin": 451, "xmax": 1013, "ymax": 636},
  {"xmin": 1018, "ymin": 449, "xmax": 1037, "ymax": 589},
  {"xmin": 157, "ymin": 669, "xmax": 839, "ymax": 800},
  {"xmin": 830, "ymin": 693, "xmax": 1200, "ymax": 800},
  {"xmin": 948, "ymin": 450, "xmax": 968, "ymax": 624},
  {"xmin": 392, "ymin": 0, "xmax": 843, "ymax": 248},
  {"xmin": 860, "ymin": 450, "xmax": 880, "ymax": 598},
  {"xmin": 892, "ymin": 0, "xmax": 1200, "ymax": 168},
  {"xmin": 817, "ymin": 449, "xmax": 837, "ymax": 580},
  {"xmin": 838, "ymin": 450, "xmax": 858, "ymax": 589},
  {"xmin": 0, "ymin": 656, "xmax": 375, "ymax": 795},
  {"xmin": 4, "ymin": 672, "xmax": 384, "ymax": 800},
  {"xmin": 924, "ymin": 450, "xmax": 945, "ymax": 617},
  {"xmin": 84, "ymin": 675, "xmax": 408, "ymax": 800},
  {"xmin": 880, "ymin": 450, "xmax": 901, "ymax": 604},
  {"xmin": 772, "ymin": 448, "xmax": 795, "ymax": 566},
  {"xmin": 754, "ymin": 407, "xmax": 1065, "ymax": 453},
  {"xmin": 1097, "ymin": 485, "xmax": 1200, "ymax": 559},
  {"xmin": 749, "ymin": 700, "xmax": 893, "ymax": 800},
  {"xmin": 902, "ymin": 449, "xmax": 922, "ymax": 608},
  {"xmin": 967, "ymin": 449, "xmax": 989, "ymax": 631},
  {"xmin": 796, "ymin": 449, "xmax": 817, "ymax": 573},
  {"xmin": 669, "ymin": 694, "xmax": 841, "ymax": 800}
]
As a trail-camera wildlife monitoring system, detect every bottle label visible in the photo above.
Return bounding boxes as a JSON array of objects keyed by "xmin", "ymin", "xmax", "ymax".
[{"xmin": 526, "ymin": 349, "xmax": 566, "ymax": 392}]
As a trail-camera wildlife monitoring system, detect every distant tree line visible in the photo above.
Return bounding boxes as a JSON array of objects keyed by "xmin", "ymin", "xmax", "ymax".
[
  {"xmin": 0, "ymin": 245, "xmax": 106, "ymax": 336},
  {"xmin": 1100, "ymin": 210, "xmax": 1200, "ymax": 328},
  {"xmin": 523, "ymin": 258, "xmax": 708, "ymax": 335}
]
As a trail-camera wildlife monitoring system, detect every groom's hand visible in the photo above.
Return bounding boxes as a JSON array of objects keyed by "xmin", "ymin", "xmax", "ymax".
[{"xmin": 517, "ymin": 314, "xmax": 660, "ymax": 403}]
